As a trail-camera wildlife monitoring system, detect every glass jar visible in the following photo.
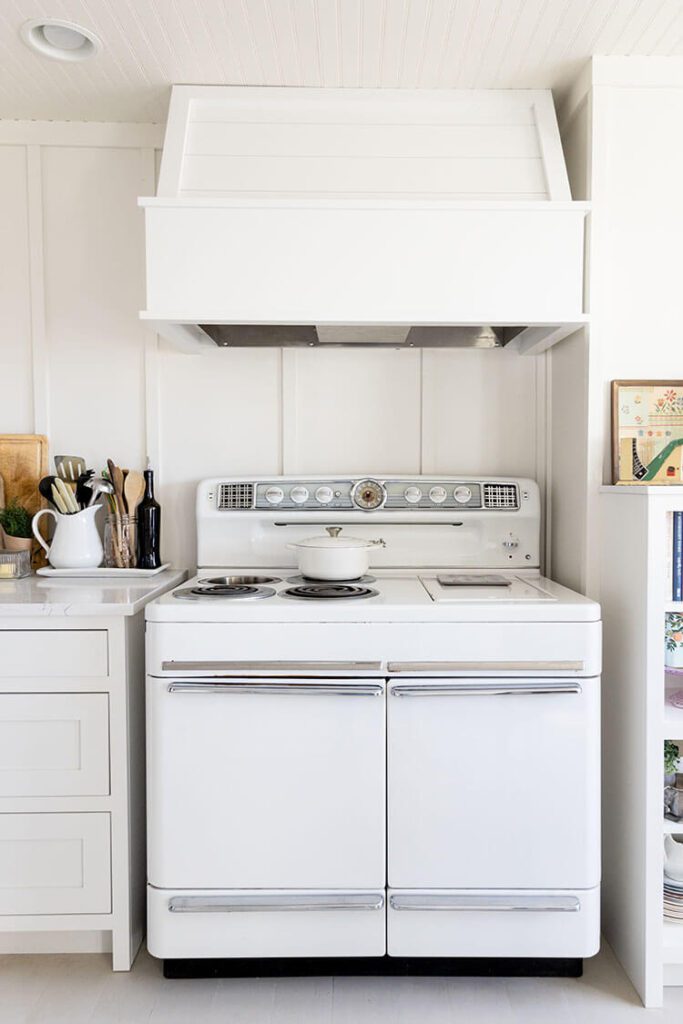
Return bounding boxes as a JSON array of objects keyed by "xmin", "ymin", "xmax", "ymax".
[
  {"xmin": 104, "ymin": 513, "xmax": 137, "ymax": 569},
  {"xmin": 0, "ymin": 549, "xmax": 31, "ymax": 579}
]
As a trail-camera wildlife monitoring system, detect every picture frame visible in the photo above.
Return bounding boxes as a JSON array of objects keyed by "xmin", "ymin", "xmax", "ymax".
[{"xmin": 611, "ymin": 380, "xmax": 683, "ymax": 484}]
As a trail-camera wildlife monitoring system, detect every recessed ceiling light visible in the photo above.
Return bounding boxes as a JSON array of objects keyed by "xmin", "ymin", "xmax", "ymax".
[{"xmin": 20, "ymin": 18, "xmax": 102, "ymax": 62}]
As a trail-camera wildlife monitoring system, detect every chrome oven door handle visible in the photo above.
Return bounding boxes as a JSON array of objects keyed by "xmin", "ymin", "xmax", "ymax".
[
  {"xmin": 390, "ymin": 681, "xmax": 582, "ymax": 697},
  {"xmin": 389, "ymin": 894, "xmax": 580, "ymax": 913},
  {"xmin": 167, "ymin": 680, "xmax": 384, "ymax": 697},
  {"xmin": 169, "ymin": 893, "xmax": 385, "ymax": 913}
]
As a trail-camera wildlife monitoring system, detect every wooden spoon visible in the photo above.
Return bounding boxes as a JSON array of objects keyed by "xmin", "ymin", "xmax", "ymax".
[
  {"xmin": 123, "ymin": 470, "xmax": 145, "ymax": 516},
  {"xmin": 107, "ymin": 459, "xmax": 126, "ymax": 517}
]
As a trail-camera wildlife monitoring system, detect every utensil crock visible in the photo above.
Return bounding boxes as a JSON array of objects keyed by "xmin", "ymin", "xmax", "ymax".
[{"xmin": 32, "ymin": 505, "xmax": 103, "ymax": 569}]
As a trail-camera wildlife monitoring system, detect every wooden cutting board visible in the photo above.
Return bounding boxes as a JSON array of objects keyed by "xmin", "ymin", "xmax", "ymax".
[
  {"xmin": 0, "ymin": 435, "xmax": 48, "ymax": 514},
  {"xmin": 0, "ymin": 435, "xmax": 49, "ymax": 566}
]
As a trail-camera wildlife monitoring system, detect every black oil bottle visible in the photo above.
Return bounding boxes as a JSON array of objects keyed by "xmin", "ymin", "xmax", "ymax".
[{"xmin": 137, "ymin": 462, "xmax": 161, "ymax": 569}]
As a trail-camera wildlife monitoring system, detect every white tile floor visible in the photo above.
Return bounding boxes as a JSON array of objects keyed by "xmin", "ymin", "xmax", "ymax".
[{"xmin": 1, "ymin": 942, "xmax": 682, "ymax": 1023}]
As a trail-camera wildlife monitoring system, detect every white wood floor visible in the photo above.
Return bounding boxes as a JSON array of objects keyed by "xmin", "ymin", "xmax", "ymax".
[{"xmin": 1, "ymin": 942, "xmax": 680, "ymax": 1023}]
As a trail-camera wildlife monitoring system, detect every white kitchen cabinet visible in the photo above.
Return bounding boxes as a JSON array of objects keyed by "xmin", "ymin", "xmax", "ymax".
[
  {"xmin": 0, "ymin": 813, "xmax": 111, "ymax": 915},
  {"xmin": 0, "ymin": 570, "xmax": 185, "ymax": 969},
  {"xmin": 0, "ymin": 693, "xmax": 109, "ymax": 797}
]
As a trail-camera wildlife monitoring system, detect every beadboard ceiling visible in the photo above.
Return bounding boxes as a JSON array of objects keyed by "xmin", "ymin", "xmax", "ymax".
[{"xmin": 2, "ymin": 0, "xmax": 683, "ymax": 123}]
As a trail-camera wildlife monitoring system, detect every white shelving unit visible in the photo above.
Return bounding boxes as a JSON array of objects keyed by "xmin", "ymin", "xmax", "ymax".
[{"xmin": 600, "ymin": 486, "xmax": 683, "ymax": 1006}]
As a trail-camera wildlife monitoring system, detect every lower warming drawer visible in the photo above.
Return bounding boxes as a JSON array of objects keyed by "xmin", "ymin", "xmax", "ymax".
[
  {"xmin": 387, "ymin": 887, "xmax": 600, "ymax": 958},
  {"xmin": 147, "ymin": 887, "xmax": 387, "ymax": 959}
]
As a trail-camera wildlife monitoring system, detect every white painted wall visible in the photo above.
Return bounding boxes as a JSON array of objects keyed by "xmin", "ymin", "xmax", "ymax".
[
  {"xmin": 1, "ymin": 120, "xmax": 545, "ymax": 572},
  {"xmin": 559, "ymin": 57, "xmax": 683, "ymax": 597}
]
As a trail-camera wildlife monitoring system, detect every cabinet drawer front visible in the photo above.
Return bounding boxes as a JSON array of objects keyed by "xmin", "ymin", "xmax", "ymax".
[
  {"xmin": 387, "ymin": 887, "xmax": 600, "ymax": 958},
  {"xmin": 0, "ymin": 813, "xmax": 111, "ymax": 915},
  {"xmin": 0, "ymin": 694, "xmax": 109, "ymax": 796},
  {"xmin": 148, "ymin": 886, "xmax": 386, "ymax": 959},
  {"xmin": 0, "ymin": 631, "xmax": 108, "ymax": 679}
]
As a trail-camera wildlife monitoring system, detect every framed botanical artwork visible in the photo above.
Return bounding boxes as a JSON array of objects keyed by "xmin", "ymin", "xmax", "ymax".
[{"xmin": 612, "ymin": 381, "xmax": 683, "ymax": 484}]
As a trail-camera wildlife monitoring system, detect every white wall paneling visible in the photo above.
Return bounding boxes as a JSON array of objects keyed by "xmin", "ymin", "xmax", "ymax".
[
  {"xmin": 2, "ymin": 118, "xmax": 545, "ymax": 571},
  {"xmin": 0, "ymin": 145, "xmax": 32, "ymax": 434}
]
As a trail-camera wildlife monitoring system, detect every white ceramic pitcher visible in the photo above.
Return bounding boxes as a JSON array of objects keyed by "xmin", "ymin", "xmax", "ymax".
[
  {"xmin": 664, "ymin": 834, "xmax": 683, "ymax": 881},
  {"xmin": 32, "ymin": 505, "xmax": 104, "ymax": 569}
]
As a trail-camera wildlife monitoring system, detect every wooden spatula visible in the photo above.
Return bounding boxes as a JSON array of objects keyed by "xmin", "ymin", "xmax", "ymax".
[
  {"xmin": 107, "ymin": 460, "xmax": 126, "ymax": 518},
  {"xmin": 123, "ymin": 470, "xmax": 145, "ymax": 516}
]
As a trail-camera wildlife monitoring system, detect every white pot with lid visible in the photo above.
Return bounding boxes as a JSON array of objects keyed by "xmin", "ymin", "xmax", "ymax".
[{"xmin": 287, "ymin": 527, "xmax": 386, "ymax": 581}]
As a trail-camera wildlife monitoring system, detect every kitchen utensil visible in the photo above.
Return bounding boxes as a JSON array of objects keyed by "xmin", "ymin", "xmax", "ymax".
[
  {"xmin": 54, "ymin": 455, "xmax": 86, "ymax": 482},
  {"xmin": 286, "ymin": 526, "xmax": 386, "ymax": 581},
  {"xmin": 123, "ymin": 470, "xmax": 145, "ymax": 516},
  {"xmin": 107, "ymin": 459, "xmax": 126, "ymax": 517},
  {"xmin": 87, "ymin": 477, "xmax": 114, "ymax": 507},
  {"xmin": 75, "ymin": 470, "xmax": 95, "ymax": 508},
  {"xmin": 50, "ymin": 483, "xmax": 69, "ymax": 515},
  {"xmin": 54, "ymin": 476, "xmax": 79, "ymax": 514},
  {"xmin": 39, "ymin": 475, "xmax": 58, "ymax": 507},
  {"xmin": 32, "ymin": 505, "xmax": 103, "ymax": 569}
]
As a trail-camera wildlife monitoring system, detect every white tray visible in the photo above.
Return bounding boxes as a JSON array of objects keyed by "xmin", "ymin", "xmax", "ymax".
[{"xmin": 37, "ymin": 564, "xmax": 171, "ymax": 578}]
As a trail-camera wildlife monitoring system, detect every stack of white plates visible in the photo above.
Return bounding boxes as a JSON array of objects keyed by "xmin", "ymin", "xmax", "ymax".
[{"xmin": 664, "ymin": 875, "xmax": 683, "ymax": 920}]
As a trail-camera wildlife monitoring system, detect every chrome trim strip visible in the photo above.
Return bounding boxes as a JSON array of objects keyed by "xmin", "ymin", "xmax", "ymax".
[
  {"xmin": 167, "ymin": 680, "xmax": 384, "ymax": 697},
  {"xmin": 161, "ymin": 660, "xmax": 383, "ymax": 673},
  {"xmin": 389, "ymin": 894, "xmax": 580, "ymax": 913},
  {"xmin": 387, "ymin": 660, "xmax": 584, "ymax": 673},
  {"xmin": 390, "ymin": 682, "xmax": 582, "ymax": 697},
  {"xmin": 169, "ymin": 894, "xmax": 385, "ymax": 914}
]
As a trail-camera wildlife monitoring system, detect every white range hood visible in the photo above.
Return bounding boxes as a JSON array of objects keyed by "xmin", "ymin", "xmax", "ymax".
[{"xmin": 140, "ymin": 86, "xmax": 588, "ymax": 355}]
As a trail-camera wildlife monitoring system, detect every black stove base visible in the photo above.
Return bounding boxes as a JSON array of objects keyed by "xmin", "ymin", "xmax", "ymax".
[{"xmin": 163, "ymin": 956, "xmax": 583, "ymax": 980}]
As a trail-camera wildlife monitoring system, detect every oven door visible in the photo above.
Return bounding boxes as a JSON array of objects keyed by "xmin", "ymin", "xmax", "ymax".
[
  {"xmin": 147, "ymin": 676, "xmax": 386, "ymax": 889},
  {"xmin": 387, "ymin": 677, "xmax": 600, "ymax": 890}
]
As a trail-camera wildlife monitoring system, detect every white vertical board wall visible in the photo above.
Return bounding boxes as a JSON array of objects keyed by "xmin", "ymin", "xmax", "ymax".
[{"xmin": 1, "ymin": 120, "xmax": 542, "ymax": 571}]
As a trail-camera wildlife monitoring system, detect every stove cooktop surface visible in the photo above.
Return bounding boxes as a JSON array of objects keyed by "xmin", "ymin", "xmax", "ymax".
[{"xmin": 150, "ymin": 569, "xmax": 600, "ymax": 624}]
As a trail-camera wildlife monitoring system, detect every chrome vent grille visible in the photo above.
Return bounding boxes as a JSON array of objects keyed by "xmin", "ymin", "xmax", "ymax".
[
  {"xmin": 217, "ymin": 483, "xmax": 254, "ymax": 510},
  {"xmin": 483, "ymin": 483, "xmax": 519, "ymax": 510}
]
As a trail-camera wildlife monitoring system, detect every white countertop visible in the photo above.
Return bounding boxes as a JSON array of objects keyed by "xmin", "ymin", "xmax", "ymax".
[{"xmin": 0, "ymin": 569, "xmax": 187, "ymax": 618}]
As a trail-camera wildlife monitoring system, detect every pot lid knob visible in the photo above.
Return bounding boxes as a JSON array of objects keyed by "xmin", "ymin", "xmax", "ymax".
[{"xmin": 326, "ymin": 526, "xmax": 342, "ymax": 538}]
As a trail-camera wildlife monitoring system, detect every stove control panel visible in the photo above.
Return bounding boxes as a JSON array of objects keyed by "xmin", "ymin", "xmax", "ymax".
[{"xmin": 211, "ymin": 478, "xmax": 522, "ymax": 512}]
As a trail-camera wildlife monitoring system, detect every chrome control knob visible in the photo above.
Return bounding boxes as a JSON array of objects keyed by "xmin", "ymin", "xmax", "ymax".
[
  {"xmin": 502, "ymin": 534, "xmax": 520, "ymax": 550},
  {"xmin": 453, "ymin": 485, "xmax": 472, "ymax": 504},
  {"xmin": 429, "ymin": 486, "xmax": 448, "ymax": 504},
  {"xmin": 404, "ymin": 486, "xmax": 422, "ymax": 504},
  {"xmin": 290, "ymin": 486, "xmax": 309, "ymax": 505},
  {"xmin": 264, "ymin": 486, "xmax": 284, "ymax": 505},
  {"xmin": 315, "ymin": 486, "xmax": 334, "ymax": 505}
]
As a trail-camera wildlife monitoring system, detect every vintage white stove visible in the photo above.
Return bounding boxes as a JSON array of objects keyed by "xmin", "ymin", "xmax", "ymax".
[{"xmin": 145, "ymin": 476, "xmax": 601, "ymax": 976}]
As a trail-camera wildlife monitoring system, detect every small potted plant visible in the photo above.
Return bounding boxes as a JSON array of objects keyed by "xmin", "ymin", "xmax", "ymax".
[
  {"xmin": 0, "ymin": 500, "xmax": 34, "ymax": 553},
  {"xmin": 666, "ymin": 613, "xmax": 683, "ymax": 669}
]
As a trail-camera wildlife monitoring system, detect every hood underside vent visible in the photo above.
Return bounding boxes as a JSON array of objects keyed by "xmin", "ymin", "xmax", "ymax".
[{"xmin": 200, "ymin": 324, "xmax": 525, "ymax": 349}]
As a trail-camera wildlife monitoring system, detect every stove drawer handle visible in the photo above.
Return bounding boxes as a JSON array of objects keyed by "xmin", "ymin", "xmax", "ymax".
[
  {"xmin": 389, "ymin": 894, "xmax": 580, "ymax": 913},
  {"xmin": 390, "ymin": 682, "xmax": 582, "ymax": 697},
  {"xmin": 166, "ymin": 680, "xmax": 384, "ymax": 697},
  {"xmin": 169, "ymin": 893, "xmax": 385, "ymax": 913}
]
